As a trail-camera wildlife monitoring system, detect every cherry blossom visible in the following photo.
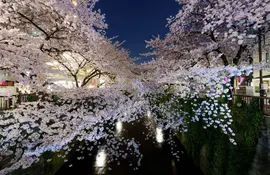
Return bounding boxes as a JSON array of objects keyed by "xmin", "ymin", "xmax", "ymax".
[
  {"xmin": 0, "ymin": 0, "xmax": 268, "ymax": 174},
  {"xmin": 146, "ymin": 0, "xmax": 270, "ymax": 68}
]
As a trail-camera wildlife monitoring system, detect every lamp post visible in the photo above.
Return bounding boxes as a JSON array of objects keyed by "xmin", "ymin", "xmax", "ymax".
[{"xmin": 258, "ymin": 29, "xmax": 264, "ymax": 110}]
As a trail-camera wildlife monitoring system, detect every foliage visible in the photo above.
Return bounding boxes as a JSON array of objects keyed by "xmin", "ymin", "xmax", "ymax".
[
  {"xmin": 11, "ymin": 152, "xmax": 64, "ymax": 175},
  {"xmin": 179, "ymin": 97, "xmax": 263, "ymax": 175},
  {"xmin": 227, "ymin": 97, "xmax": 263, "ymax": 175}
]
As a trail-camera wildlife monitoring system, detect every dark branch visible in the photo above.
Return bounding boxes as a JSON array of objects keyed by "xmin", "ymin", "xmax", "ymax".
[
  {"xmin": 233, "ymin": 45, "xmax": 247, "ymax": 65},
  {"xmin": 17, "ymin": 12, "xmax": 49, "ymax": 39}
]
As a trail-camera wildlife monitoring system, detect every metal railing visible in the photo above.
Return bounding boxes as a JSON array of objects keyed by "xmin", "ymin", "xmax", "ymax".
[
  {"xmin": 0, "ymin": 94, "xmax": 37, "ymax": 111},
  {"xmin": 233, "ymin": 94, "xmax": 270, "ymax": 115},
  {"xmin": 0, "ymin": 96, "xmax": 15, "ymax": 110},
  {"xmin": 1, "ymin": 93, "xmax": 269, "ymax": 114}
]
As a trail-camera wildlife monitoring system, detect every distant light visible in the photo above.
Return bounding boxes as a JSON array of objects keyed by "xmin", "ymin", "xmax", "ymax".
[
  {"xmin": 116, "ymin": 121, "xmax": 123, "ymax": 133},
  {"xmin": 26, "ymin": 71, "xmax": 31, "ymax": 76},
  {"xmin": 95, "ymin": 149, "xmax": 106, "ymax": 167},
  {"xmin": 100, "ymin": 79, "xmax": 105, "ymax": 84},
  {"xmin": 156, "ymin": 128, "xmax": 164, "ymax": 143},
  {"xmin": 237, "ymin": 102, "xmax": 242, "ymax": 107},
  {"xmin": 54, "ymin": 80, "xmax": 75, "ymax": 89},
  {"xmin": 88, "ymin": 85, "xmax": 95, "ymax": 89},
  {"xmin": 71, "ymin": 0, "xmax": 78, "ymax": 6},
  {"xmin": 62, "ymin": 52, "xmax": 71, "ymax": 59},
  {"xmin": 47, "ymin": 85, "xmax": 53, "ymax": 92}
]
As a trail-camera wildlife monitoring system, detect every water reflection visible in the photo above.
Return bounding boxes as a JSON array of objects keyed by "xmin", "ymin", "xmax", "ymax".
[
  {"xmin": 156, "ymin": 127, "xmax": 164, "ymax": 144},
  {"xmin": 55, "ymin": 118, "xmax": 204, "ymax": 175},
  {"xmin": 116, "ymin": 121, "xmax": 123, "ymax": 134},
  {"xmin": 95, "ymin": 149, "xmax": 107, "ymax": 167},
  {"xmin": 147, "ymin": 110, "xmax": 151, "ymax": 118}
]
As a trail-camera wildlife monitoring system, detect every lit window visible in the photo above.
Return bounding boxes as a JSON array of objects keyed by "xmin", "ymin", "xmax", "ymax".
[
  {"xmin": 266, "ymin": 52, "xmax": 269, "ymax": 63},
  {"xmin": 71, "ymin": 0, "xmax": 77, "ymax": 6}
]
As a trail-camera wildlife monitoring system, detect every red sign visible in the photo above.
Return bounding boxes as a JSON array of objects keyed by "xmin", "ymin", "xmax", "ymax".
[
  {"xmin": 237, "ymin": 77, "xmax": 245, "ymax": 85},
  {"xmin": 0, "ymin": 81, "xmax": 14, "ymax": 87}
]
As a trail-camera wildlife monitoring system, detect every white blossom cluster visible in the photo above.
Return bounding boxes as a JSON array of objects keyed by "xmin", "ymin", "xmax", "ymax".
[
  {"xmin": 202, "ymin": 0, "xmax": 270, "ymax": 43},
  {"xmin": 144, "ymin": 64, "xmax": 263, "ymax": 146},
  {"xmin": 0, "ymin": 85, "xmax": 150, "ymax": 174}
]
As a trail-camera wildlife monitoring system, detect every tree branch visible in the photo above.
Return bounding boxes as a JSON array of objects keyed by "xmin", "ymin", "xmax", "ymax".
[
  {"xmin": 233, "ymin": 45, "xmax": 247, "ymax": 65},
  {"xmin": 17, "ymin": 12, "xmax": 49, "ymax": 39}
]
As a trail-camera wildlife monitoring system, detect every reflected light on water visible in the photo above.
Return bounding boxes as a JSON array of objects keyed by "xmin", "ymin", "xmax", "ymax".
[
  {"xmin": 147, "ymin": 110, "xmax": 151, "ymax": 118},
  {"xmin": 156, "ymin": 127, "xmax": 164, "ymax": 143},
  {"xmin": 95, "ymin": 149, "xmax": 107, "ymax": 167},
  {"xmin": 116, "ymin": 121, "xmax": 123, "ymax": 133}
]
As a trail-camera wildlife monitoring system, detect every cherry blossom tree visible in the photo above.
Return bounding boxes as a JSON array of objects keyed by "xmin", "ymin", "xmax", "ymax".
[
  {"xmin": 0, "ymin": 0, "xmax": 135, "ymax": 90},
  {"xmin": 0, "ymin": 0, "xmax": 268, "ymax": 174},
  {"xmin": 0, "ymin": 1, "xmax": 139, "ymax": 173},
  {"xmin": 146, "ymin": 0, "xmax": 270, "ymax": 69}
]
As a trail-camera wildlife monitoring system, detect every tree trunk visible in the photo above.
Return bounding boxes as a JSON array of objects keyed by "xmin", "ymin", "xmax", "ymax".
[{"xmin": 233, "ymin": 45, "xmax": 247, "ymax": 65}]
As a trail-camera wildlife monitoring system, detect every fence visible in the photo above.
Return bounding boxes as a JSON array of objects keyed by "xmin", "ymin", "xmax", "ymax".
[
  {"xmin": 0, "ymin": 94, "xmax": 37, "ymax": 111},
  {"xmin": 0, "ymin": 96, "xmax": 16, "ymax": 110},
  {"xmin": 233, "ymin": 94, "xmax": 270, "ymax": 115},
  {"xmin": 2, "ymin": 93, "xmax": 270, "ymax": 114}
]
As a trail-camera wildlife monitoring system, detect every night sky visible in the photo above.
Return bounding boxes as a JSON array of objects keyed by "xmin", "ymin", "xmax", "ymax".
[{"xmin": 95, "ymin": 0, "xmax": 180, "ymax": 63}]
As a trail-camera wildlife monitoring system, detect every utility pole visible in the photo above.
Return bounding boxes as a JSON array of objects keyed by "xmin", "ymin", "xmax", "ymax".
[{"xmin": 258, "ymin": 29, "xmax": 264, "ymax": 110}]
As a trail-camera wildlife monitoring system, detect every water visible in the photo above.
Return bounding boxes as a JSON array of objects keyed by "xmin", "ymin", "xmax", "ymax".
[{"xmin": 55, "ymin": 118, "xmax": 203, "ymax": 175}]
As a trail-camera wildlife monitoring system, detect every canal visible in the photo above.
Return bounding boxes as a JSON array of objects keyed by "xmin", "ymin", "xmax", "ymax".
[{"xmin": 55, "ymin": 117, "xmax": 203, "ymax": 175}]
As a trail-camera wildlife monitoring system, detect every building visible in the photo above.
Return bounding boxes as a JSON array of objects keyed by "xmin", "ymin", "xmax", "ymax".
[
  {"xmin": 0, "ymin": 72, "xmax": 17, "ymax": 109},
  {"xmin": 236, "ymin": 31, "xmax": 270, "ymax": 96}
]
